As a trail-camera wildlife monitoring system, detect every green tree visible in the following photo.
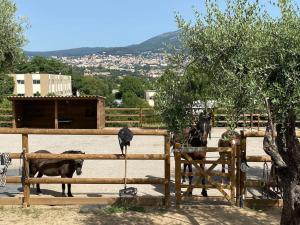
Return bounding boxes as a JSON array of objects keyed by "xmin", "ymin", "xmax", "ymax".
[
  {"xmin": 0, "ymin": 0, "xmax": 26, "ymax": 101},
  {"xmin": 171, "ymin": 0, "xmax": 300, "ymax": 223},
  {"xmin": 122, "ymin": 91, "xmax": 149, "ymax": 108},
  {"xmin": 72, "ymin": 75, "xmax": 111, "ymax": 97},
  {"xmin": 0, "ymin": 0, "xmax": 26, "ymax": 72},
  {"xmin": 156, "ymin": 64, "xmax": 213, "ymax": 133},
  {"xmin": 119, "ymin": 76, "xmax": 145, "ymax": 98},
  {"xmin": 0, "ymin": 74, "xmax": 14, "ymax": 101}
]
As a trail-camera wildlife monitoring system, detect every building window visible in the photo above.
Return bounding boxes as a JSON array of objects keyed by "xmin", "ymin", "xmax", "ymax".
[
  {"xmin": 17, "ymin": 94, "xmax": 25, "ymax": 96},
  {"xmin": 17, "ymin": 80, "xmax": 24, "ymax": 84},
  {"xmin": 33, "ymin": 80, "xmax": 40, "ymax": 84}
]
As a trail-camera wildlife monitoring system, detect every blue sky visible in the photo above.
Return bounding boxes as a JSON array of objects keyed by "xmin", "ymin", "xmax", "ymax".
[
  {"xmin": 15, "ymin": 0, "xmax": 299, "ymax": 51},
  {"xmin": 16, "ymin": 0, "xmax": 201, "ymax": 51}
]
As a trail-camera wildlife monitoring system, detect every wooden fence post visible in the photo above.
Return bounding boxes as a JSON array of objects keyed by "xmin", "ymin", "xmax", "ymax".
[
  {"xmin": 22, "ymin": 134, "xmax": 30, "ymax": 207},
  {"xmin": 164, "ymin": 135, "xmax": 170, "ymax": 207},
  {"xmin": 230, "ymin": 144, "xmax": 236, "ymax": 202},
  {"xmin": 236, "ymin": 144, "xmax": 241, "ymax": 206},
  {"xmin": 54, "ymin": 100, "xmax": 58, "ymax": 129},
  {"xmin": 174, "ymin": 146, "xmax": 181, "ymax": 206},
  {"xmin": 139, "ymin": 108, "xmax": 143, "ymax": 128},
  {"xmin": 258, "ymin": 114, "xmax": 260, "ymax": 131},
  {"xmin": 239, "ymin": 130, "xmax": 247, "ymax": 207}
]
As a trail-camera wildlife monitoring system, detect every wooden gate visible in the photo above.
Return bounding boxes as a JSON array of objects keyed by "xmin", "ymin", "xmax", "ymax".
[{"xmin": 174, "ymin": 145, "xmax": 238, "ymax": 205}]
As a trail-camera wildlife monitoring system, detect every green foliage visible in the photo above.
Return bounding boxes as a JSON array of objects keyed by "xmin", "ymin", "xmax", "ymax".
[
  {"xmin": 122, "ymin": 91, "xmax": 149, "ymax": 108},
  {"xmin": 0, "ymin": 0, "xmax": 26, "ymax": 73},
  {"xmin": 156, "ymin": 64, "xmax": 213, "ymax": 133},
  {"xmin": 71, "ymin": 75, "xmax": 111, "ymax": 97},
  {"xmin": 0, "ymin": 73, "xmax": 14, "ymax": 100},
  {"xmin": 119, "ymin": 76, "xmax": 145, "ymax": 98},
  {"xmin": 16, "ymin": 56, "xmax": 73, "ymax": 75},
  {"xmin": 161, "ymin": 0, "xmax": 300, "ymax": 132}
]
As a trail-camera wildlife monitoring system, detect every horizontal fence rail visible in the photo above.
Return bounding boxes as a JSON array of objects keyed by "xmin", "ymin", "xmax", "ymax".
[
  {"xmin": 0, "ymin": 127, "xmax": 168, "ymax": 136},
  {"xmin": 236, "ymin": 129, "xmax": 300, "ymax": 208},
  {"xmin": 0, "ymin": 130, "xmax": 171, "ymax": 207},
  {"xmin": 26, "ymin": 178, "xmax": 166, "ymax": 184},
  {"xmin": 3, "ymin": 106, "xmax": 300, "ymax": 129},
  {"xmin": 25, "ymin": 153, "xmax": 166, "ymax": 160}
]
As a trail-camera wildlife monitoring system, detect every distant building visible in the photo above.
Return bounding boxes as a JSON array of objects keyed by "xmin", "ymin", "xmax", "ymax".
[
  {"xmin": 145, "ymin": 90, "xmax": 156, "ymax": 107},
  {"xmin": 11, "ymin": 73, "xmax": 72, "ymax": 96}
]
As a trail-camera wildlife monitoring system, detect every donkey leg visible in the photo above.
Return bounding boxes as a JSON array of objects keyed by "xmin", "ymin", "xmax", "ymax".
[
  {"xmin": 36, "ymin": 172, "xmax": 43, "ymax": 194},
  {"xmin": 67, "ymin": 184, "xmax": 73, "ymax": 197},
  {"xmin": 61, "ymin": 175, "xmax": 67, "ymax": 197},
  {"xmin": 201, "ymin": 164, "xmax": 208, "ymax": 197},
  {"xmin": 62, "ymin": 183, "xmax": 67, "ymax": 197}
]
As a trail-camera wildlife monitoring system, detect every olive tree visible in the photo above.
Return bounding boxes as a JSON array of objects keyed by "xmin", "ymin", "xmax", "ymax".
[
  {"xmin": 156, "ymin": 63, "xmax": 212, "ymax": 137},
  {"xmin": 172, "ymin": 0, "xmax": 300, "ymax": 223},
  {"xmin": 0, "ymin": 0, "xmax": 26, "ymax": 72},
  {"xmin": 0, "ymin": 0, "xmax": 26, "ymax": 101}
]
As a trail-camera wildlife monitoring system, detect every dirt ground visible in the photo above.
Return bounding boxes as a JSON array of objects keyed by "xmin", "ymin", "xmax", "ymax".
[
  {"xmin": 0, "ymin": 204, "xmax": 281, "ymax": 225},
  {"xmin": 0, "ymin": 127, "xmax": 281, "ymax": 224}
]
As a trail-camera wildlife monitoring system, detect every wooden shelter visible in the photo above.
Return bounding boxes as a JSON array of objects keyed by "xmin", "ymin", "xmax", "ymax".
[{"xmin": 8, "ymin": 96, "xmax": 105, "ymax": 129}]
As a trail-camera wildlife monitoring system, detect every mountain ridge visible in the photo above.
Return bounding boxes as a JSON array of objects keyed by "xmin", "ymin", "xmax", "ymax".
[{"xmin": 25, "ymin": 30, "xmax": 180, "ymax": 57}]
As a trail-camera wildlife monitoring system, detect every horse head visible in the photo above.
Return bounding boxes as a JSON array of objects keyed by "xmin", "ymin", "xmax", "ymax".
[
  {"xmin": 188, "ymin": 114, "xmax": 212, "ymax": 147},
  {"xmin": 63, "ymin": 150, "xmax": 85, "ymax": 175},
  {"xmin": 74, "ymin": 151, "xmax": 85, "ymax": 175}
]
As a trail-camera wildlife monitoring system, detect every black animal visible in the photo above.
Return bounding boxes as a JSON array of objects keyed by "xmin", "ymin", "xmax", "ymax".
[
  {"xmin": 29, "ymin": 150, "xmax": 85, "ymax": 197},
  {"xmin": 118, "ymin": 127, "xmax": 133, "ymax": 155},
  {"xmin": 173, "ymin": 114, "xmax": 212, "ymax": 196}
]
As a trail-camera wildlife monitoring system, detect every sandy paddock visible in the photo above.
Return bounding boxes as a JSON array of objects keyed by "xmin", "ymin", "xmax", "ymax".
[{"xmin": 0, "ymin": 127, "xmax": 280, "ymax": 224}]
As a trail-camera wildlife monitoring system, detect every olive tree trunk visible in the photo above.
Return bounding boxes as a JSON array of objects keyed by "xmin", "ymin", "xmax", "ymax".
[{"xmin": 264, "ymin": 111, "xmax": 300, "ymax": 225}]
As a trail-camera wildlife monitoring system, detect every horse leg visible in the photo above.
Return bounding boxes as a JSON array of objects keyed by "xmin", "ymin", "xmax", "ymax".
[
  {"xmin": 201, "ymin": 164, "xmax": 208, "ymax": 197},
  {"xmin": 61, "ymin": 175, "xmax": 67, "ymax": 197},
  {"xmin": 188, "ymin": 164, "xmax": 193, "ymax": 196},
  {"xmin": 36, "ymin": 172, "xmax": 43, "ymax": 194},
  {"xmin": 182, "ymin": 163, "xmax": 187, "ymax": 183}
]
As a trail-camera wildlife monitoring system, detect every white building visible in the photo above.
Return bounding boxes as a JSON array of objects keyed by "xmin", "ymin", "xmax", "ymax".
[
  {"xmin": 145, "ymin": 90, "xmax": 156, "ymax": 107},
  {"xmin": 11, "ymin": 73, "xmax": 72, "ymax": 96}
]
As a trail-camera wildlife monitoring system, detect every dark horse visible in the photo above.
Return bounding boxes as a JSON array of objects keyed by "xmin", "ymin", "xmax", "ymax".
[
  {"xmin": 173, "ymin": 114, "xmax": 212, "ymax": 196},
  {"xmin": 29, "ymin": 150, "xmax": 85, "ymax": 197}
]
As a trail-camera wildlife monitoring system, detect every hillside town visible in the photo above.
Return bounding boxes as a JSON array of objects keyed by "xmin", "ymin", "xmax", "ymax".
[{"xmin": 55, "ymin": 52, "xmax": 168, "ymax": 77}]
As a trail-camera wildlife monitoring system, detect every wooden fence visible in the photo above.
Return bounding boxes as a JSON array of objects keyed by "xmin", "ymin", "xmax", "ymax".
[
  {"xmin": 0, "ymin": 128, "xmax": 170, "ymax": 207},
  {"xmin": 0, "ymin": 106, "xmax": 273, "ymax": 129},
  {"xmin": 236, "ymin": 130, "xmax": 300, "ymax": 208},
  {"xmin": 174, "ymin": 129, "xmax": 300, "ymax": 207},
  {"xmin": 0, "ymin": 108, "xmax": 12, "ymax": 127},
  {"xmin": 105, "ymin": 108, "xmax": 163, "ymax": 128},
  {"xmin": 174, "ymin": 145, "xmax": 237, "ymax": 205}
]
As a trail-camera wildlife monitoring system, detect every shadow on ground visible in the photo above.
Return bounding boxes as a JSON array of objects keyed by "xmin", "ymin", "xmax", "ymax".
[{"xmin": 80, "ymin": 201, "xmax": 281, "ymax": 225}]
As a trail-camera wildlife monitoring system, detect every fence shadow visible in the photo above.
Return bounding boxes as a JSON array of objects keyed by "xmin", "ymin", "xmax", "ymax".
[
  {"xmin": 80, "ymin": 201, "xmax": 280, "ymax": 225},
  {"xmin": 146, "ymin": 175, "xmax": 175, "ymax": 195}
]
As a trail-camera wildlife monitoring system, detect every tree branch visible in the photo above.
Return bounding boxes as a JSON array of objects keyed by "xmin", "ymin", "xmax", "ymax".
[
  {"xmin": 263, "ymin": 126, "xmax": 287, "ymax": 168},
  {"xmin": 263, "ymin": 98, "xmax": 287, "ymax": 168}
]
